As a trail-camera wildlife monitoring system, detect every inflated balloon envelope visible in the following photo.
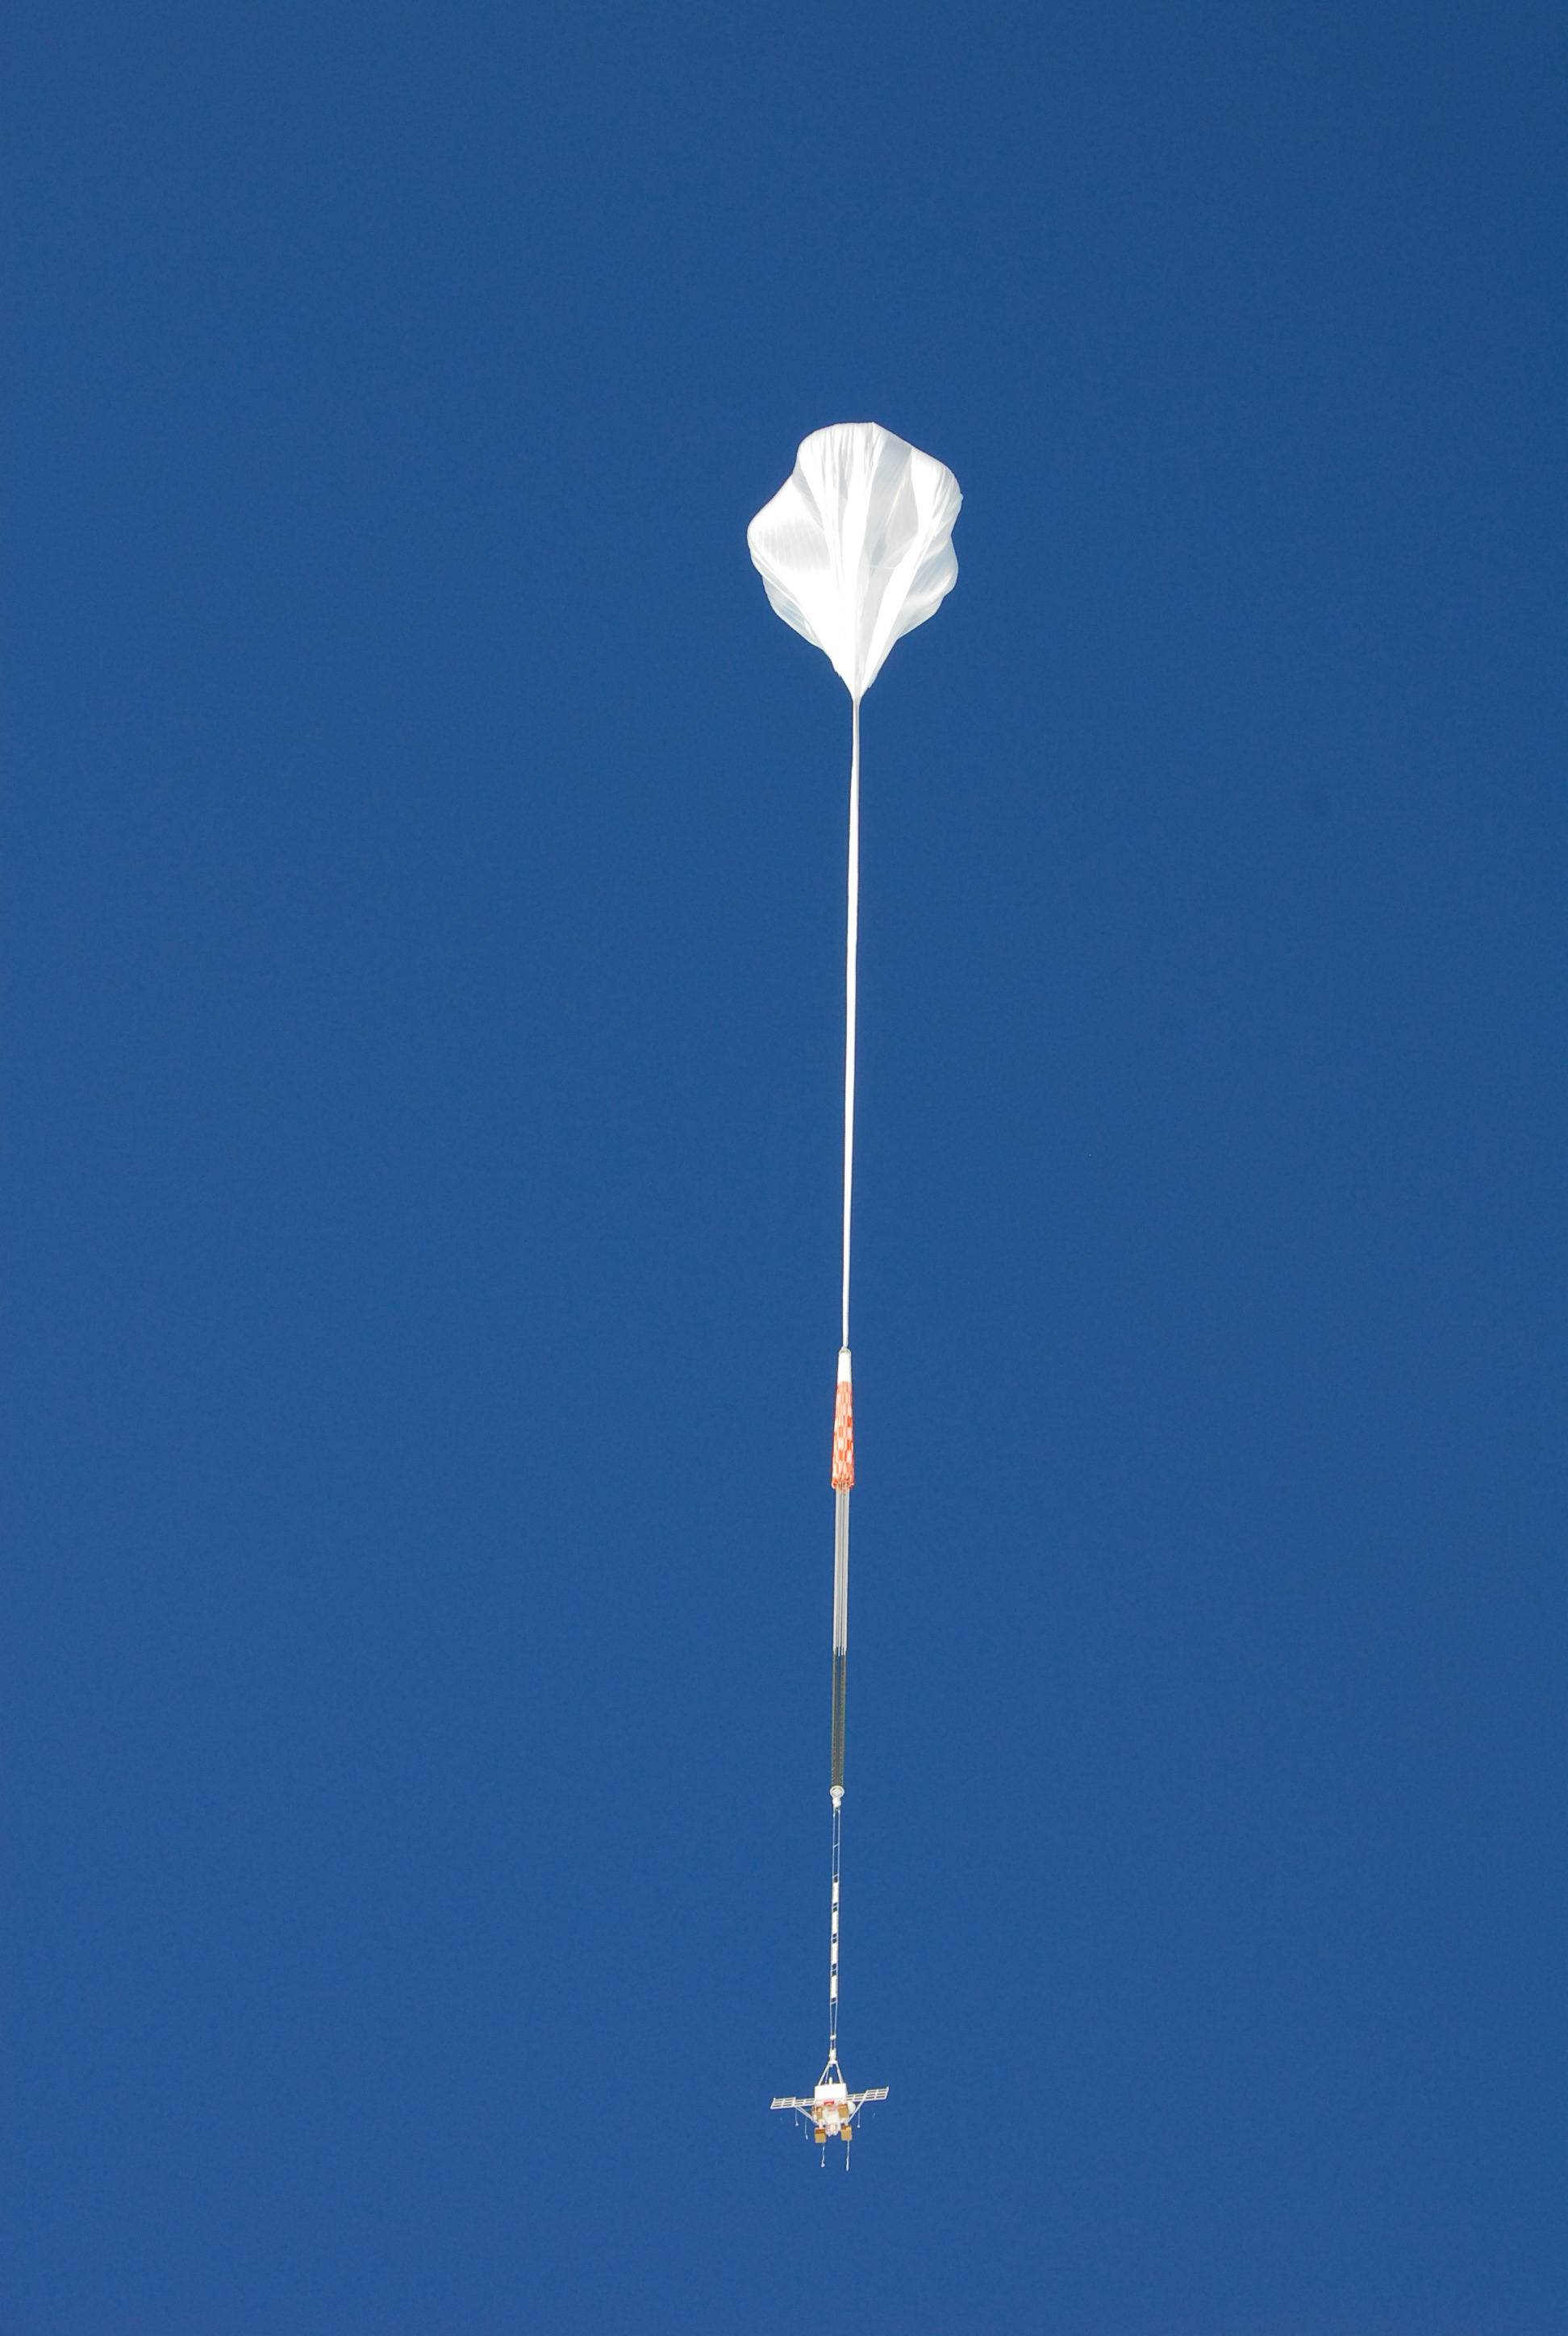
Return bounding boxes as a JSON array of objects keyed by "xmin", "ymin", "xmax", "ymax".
[
  {"xmin": 747, "ymin": 421, "xmax": 962, "ymax": 701},
  {"xmin": 752, "ymin": 423, "xmax": 961, "ymax": 2156}
]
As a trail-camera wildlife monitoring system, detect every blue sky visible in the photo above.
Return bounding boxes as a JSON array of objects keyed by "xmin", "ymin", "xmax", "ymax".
[{"xmin": 5, "ymin": 4, "xmax": 1564, "ymax": 2330}]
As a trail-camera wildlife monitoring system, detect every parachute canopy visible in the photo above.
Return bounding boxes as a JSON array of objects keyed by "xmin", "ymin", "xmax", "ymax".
[{"xmin": 747, "ymin": 423, "xmax": 962, "ymax": 701}]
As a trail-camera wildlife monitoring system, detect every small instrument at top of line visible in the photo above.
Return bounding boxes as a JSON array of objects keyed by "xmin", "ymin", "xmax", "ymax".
[{"xmin": 748, "ymin": 423, "xmax": 962, "ymax": 2163}]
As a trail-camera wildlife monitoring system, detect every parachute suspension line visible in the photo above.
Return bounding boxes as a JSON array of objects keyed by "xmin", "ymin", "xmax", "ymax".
[
  {"xmin": 828, "ymin": 695, "xmax": 859, "ymax": 2069},
  {"xmin": 828, "ymin": 1487, "xmax": 849, "ymax": 2059},
  {"xmin": 828, "ymin": 1775, "xmax": 843, "ymax": 2062},
  {"xmin": 831, "ymin": 1487, "xmax": 849, "ymax": 1790}
]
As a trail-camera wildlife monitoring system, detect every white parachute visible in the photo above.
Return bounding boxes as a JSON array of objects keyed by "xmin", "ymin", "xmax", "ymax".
[{"xmin": 751, "ymin": 423, "xmax": 961, "ymax": 2158}]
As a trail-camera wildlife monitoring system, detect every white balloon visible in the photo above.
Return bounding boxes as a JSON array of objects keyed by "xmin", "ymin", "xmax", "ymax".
[{"xmin": 747, "ymin": 423, "xmax": 961, "ymax": 700}]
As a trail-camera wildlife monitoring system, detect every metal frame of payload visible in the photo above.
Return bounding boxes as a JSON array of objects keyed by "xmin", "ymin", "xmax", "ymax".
[{"xmin": 748, "ymin": 423, "xmax": 961, "ymax": 2162}]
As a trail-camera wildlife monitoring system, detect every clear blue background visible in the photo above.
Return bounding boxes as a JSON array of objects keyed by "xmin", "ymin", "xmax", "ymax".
[{"xmin": 5, "ymin": 5, "xmax": 1564, "ymax": 2330}]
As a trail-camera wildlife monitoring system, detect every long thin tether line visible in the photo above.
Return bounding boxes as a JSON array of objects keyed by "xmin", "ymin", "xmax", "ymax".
[
  {"xmin": 841, "ymin": 695, "xmax": 860, "ymax": 1350},
  {"xmin": 828, "ymin": 693, "xmax": 860, "ymax": 2077}
]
